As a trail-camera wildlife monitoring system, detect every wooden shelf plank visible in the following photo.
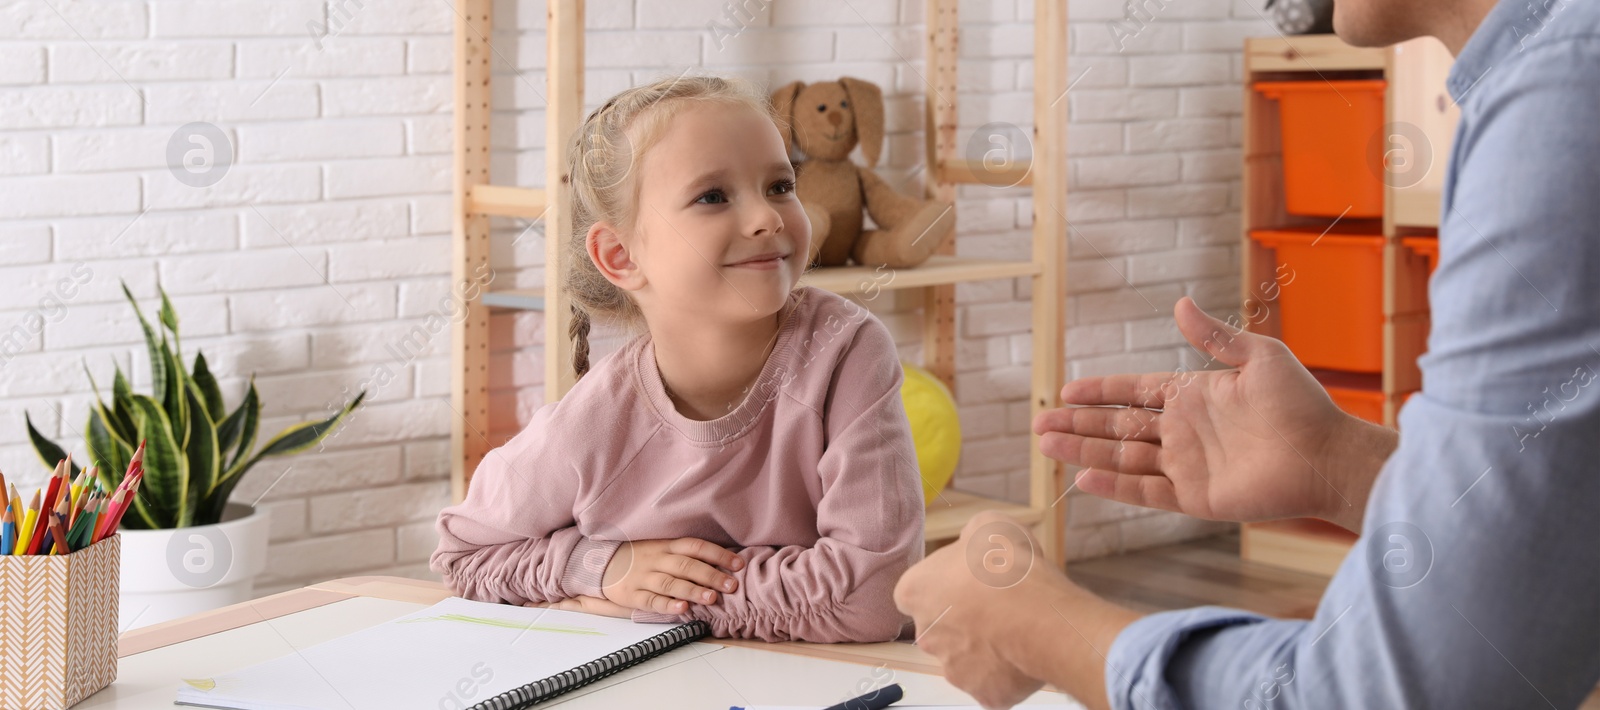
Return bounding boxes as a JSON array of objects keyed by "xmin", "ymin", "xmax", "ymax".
[
  {"xmin": 938, "ymin": 158, "xmax": 1032, "ymax": 187},
  {"xmin": 1240, "ymin": 519, "xmax": 1356, "ymax": 577},
  {"xmin": 1245, "ymin": 35, "xmax": 1386, "ymax": 72},
  {"xmin": 799, "ymin": 255, "xmax": 1040, "ymax": 295},
  {"xmin": 482, "ymin": 290, "xmax": 545, "ymax": 310},
  {"xmin": 925, "ymin": 489, "xmax": 1046, "ymax": 542},
  {"xmin": 468, "ymin": 184, "xmax": 546, "ymax": 219},
  {"xmin": 1391, "ymin": 189, "xmax": 1441, "ymax": 228}
]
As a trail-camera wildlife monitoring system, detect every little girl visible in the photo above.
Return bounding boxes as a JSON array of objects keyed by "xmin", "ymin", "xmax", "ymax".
[{"xmin": 430, "ymin": 76, "xmax": 926, "ymax": 643}]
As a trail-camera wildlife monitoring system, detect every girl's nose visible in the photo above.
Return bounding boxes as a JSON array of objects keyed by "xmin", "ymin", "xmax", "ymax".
[
  {"xmin": 748, "ymin": 202, "xmax": 784, "ymax": 237},
  {"xmin": 827, "ymin": 111, "xmax": 843, "ymax": 127}
]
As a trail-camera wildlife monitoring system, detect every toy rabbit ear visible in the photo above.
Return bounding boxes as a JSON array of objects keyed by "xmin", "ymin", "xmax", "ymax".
[
  {"xmin": 839, "ymin": 76, "xmax": 884, "ymax": 169},
  {"xmin": 769, "ymin": 80, "xmax": 805, "ymax": 158}
]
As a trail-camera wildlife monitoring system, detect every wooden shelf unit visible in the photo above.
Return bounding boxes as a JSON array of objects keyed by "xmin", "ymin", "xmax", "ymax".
[
  {"xmin": 1239, "ymin": 35, "xmax": 1458, "ymax": 575},
  {"xmin": 451, "ymin": 0, "xmax": 1072, "ymax": 565}
]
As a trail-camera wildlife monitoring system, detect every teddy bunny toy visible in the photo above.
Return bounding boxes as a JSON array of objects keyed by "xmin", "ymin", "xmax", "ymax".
[{"xmin": 771, "ymin": 77, "xmax": 956, "ymax": 269}]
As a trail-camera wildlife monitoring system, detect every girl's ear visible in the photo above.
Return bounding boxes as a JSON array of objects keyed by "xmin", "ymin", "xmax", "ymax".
[{"xmin": 587, "ymin": 221, "xmax": 645, "ymax": 291}]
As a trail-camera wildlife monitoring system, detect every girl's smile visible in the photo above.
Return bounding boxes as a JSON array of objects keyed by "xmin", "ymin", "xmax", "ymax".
[{"xmin": 723, "ymin": 251, "xmax": 791, "ymax": 270}]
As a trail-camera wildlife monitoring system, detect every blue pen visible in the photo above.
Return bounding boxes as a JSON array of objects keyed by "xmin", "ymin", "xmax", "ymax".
[
  {"xmin": 728, "ymin": 682, "xmax": 903, "ymax": 710},
  {"xmin": 820, "ymin": 683, "xmax": 903, "ymax": 710}
]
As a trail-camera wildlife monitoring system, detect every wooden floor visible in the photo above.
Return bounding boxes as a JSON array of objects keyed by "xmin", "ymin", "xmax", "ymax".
[{"xmin": 1075, "ymin": 533, "xmax": 1600, "ymax": 710}]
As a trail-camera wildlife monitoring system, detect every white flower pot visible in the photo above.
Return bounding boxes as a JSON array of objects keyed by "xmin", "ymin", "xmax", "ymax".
[{"xmin": 117, "ymin": 502, "xmax": 271, "ymax": 631}]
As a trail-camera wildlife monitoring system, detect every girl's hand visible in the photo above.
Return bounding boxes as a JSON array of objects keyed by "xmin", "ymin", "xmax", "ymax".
[
  {"xmin": 600, "ymin": 538, "xmax": 745, "ymax": 615},
  {"xmin": 525, "ymin": 596, "xmax": 632, "ymax": 618}
]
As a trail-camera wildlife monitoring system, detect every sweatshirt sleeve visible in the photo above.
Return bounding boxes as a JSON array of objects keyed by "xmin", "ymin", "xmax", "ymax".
[
  {"xmin": 429, "ymin": 407, "xmax": 622, "ymax": 605},
  {"xmin": 646, "ymin": 315, "xmax": 926, "ymax": 643}
]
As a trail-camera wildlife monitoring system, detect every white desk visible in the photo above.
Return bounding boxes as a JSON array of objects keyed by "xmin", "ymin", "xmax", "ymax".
[{"xmin": 95, "ymin": 576, "xmax": 1081, "ymax": 709}]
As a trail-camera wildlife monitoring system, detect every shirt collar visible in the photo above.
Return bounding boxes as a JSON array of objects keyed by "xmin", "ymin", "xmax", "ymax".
[{"xmin": 1447, "ymin": 0, "xmax": 1540, "ymax": 101}]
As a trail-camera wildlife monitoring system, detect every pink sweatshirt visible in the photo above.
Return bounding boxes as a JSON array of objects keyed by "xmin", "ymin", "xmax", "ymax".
[{"xmin": 430, "ymin": 287, "xmax": 926, "ymax": 643}]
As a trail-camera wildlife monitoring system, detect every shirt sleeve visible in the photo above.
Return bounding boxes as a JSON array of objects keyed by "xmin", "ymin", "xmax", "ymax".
[
  {"xmin": 1106, "ymin": 40, "xmax": 1600, "ymax": 710},
  {"xmin": 639, "ymin": 315, "xmax": 927, "ymax": 643},
  {"xmin": 429, "ymin": 406, "xmax": 622, "ymax": 605}
]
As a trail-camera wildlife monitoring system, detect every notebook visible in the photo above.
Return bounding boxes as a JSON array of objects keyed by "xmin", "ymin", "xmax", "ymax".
[{"xmin": 174, "ymin": 597, "xmax": 709, "ymax": 710}]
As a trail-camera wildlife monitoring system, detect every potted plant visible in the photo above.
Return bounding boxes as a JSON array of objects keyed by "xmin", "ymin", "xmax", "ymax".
[{"xmin": 25, "ymin": 284, "xmax": 363, "ymax": 629}]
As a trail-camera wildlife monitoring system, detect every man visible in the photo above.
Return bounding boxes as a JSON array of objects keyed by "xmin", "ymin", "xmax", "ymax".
[{"xmin": 894, "ymin": 0, "xmax": 1600, "ymax": 708}]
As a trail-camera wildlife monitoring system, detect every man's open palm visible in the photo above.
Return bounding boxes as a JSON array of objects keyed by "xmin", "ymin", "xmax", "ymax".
[{"xmin": 1034, "ymin": 297, "xmax": 1361, "ymax": 524}]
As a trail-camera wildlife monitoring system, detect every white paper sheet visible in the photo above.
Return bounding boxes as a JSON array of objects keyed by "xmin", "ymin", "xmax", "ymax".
[{"xmin": 175, "ymin": 596, "xmax": 693, "ymax": 710}]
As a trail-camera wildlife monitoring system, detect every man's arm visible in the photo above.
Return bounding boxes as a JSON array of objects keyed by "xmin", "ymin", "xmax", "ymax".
[{"xmin": 1102, "ymin": 39, "xmax": 1600, "ymax": 710}]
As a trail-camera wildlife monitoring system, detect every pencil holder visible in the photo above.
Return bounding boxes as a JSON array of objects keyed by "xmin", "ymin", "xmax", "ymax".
[{"xmin": 0, "ymin": 534, "xmax": 120, "ymax": 709}]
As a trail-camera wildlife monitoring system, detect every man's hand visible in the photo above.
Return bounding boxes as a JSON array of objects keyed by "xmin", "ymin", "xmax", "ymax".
[
  {"xmin": 895, "ymin": 512, "xmax": 1137, "ymax": 710},
  {"xmin": 894, "ymin": 512, "xmax": 1046, "ymax": 709},
  {"xmin": 1033, "ymin": 297, "xmax": 1395, "ymax": 531},
  {"xmin": 600, "ymin": 538, "xmax": 744, "ymax": 615}
]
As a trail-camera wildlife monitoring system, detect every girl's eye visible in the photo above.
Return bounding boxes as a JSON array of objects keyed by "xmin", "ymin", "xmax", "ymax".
[
  {"xmin": 816, "ymin": 104, "xmax": 827, "ymax": 112},
  {"xmin": 840, "ymin": 100, "xmax": 849, "ymax": 108},
  {"xmin": 696, "ymin": 189, "xmax": 728, "ymax": 205},
  {"xmin": 770, "ymin": 180, "xmax": 796, "ymax": 195}
]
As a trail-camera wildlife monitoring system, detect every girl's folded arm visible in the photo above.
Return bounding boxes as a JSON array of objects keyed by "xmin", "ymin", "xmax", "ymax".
[
  {"xmin": 429, "ymin": 423, "xmax": 622, "ymax": 606},
  {"xmin": 674, "ymin": 321, "xmax": 926, "ymax": 643}
]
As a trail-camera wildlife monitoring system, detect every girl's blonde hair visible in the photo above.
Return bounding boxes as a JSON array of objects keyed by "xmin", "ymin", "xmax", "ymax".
[{"xmin": 564, "ymin": 75, "xmax": 777, "ymax": 380}]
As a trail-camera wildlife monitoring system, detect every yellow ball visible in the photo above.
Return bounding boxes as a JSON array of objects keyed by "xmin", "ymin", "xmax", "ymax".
[{"xmin": 900, "ymin": 362, "xmax": 961, "ymax": 502}]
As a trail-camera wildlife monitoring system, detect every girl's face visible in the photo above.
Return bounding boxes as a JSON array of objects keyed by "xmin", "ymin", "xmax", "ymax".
[{"xmin": 621, "ymin": 101, "xmax": 810, "ymax": 326}]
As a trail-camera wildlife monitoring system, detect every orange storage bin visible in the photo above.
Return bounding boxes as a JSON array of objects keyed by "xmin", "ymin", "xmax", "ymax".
[
  {"xmin": 1252, "ymin": 227, "xmax": 1385, "ymax": 372},
  {"xmin": 1313, "ymin": 370, "xmax": 1384, "ymax": 423},
  {"xmin": 1403, "ymin": 236, "xmax": 1439, "ymax": 279},
  {"xmin": 1326, "ymin": 384, "xmax": 1384, "ymax": 423},
  {"xmin": 1255, "ymin": 79, "xmax": 1387, "ymax": 218}
]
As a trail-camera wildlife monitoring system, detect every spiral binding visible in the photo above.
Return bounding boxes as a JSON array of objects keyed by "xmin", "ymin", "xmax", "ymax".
[{"xmin": 470, "ymin": 620, "xmax": 711, "ymax": 710}]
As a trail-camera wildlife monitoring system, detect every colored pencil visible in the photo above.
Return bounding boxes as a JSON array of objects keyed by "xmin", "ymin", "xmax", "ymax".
[
  {"xmin": 65, "ymin": 500, "xmax": 91, "ymax": 551},
  {"xmin": 103, "ymin": 469, "xmax": 144, "ymax": 537},
  {"xmin": 1, "ymin": 501, "xmax": 13, "ymax": 556},
  {"xmin": 71, "ymin": 466, "xmax": 95, "ymax": 521},
  {"xmin": 29, "ymin": 466, "xmax": 61, "ymax": 553},
  {"xmin": 68, "ymin": 468, "xmax": 85, "ymax": 516},
  {"xmin": 84, "ymin": 499, "xmax": 105, "ymax": 548},
  {"xmin": 23, "ymin": 492, "xmax": 47, "ymax": 556},
  {"xmin": 6, "ymin": 483, "xmax": 19, "ymax": 553},
  {"xmin": 15, "ymin": 491, "xmax": 37, "ymax": 556},
  {"xmin": 43, "ymin": 458, "xmax": 65, "ymax": 512},
  {"xmin": 41, "ymin": 492, "xmax": 69, "ymax": 555},
  {"xmin": 46, "ymin": 515, "xmax": 67, "ymax": 556},
  {"xmin": 77, "ymin": 498, "xmax": 102, "ymax": 549},
  {"xmin": 95, "ymin": 489, "xmax": 124, "ymax": 544},
  {"xmin": 0, "ymin": 469, "xmax": 8, "ymax": 530}
]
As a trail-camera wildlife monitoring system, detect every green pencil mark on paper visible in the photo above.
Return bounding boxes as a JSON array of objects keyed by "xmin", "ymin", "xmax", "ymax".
[{"xmin": 399, "ymin": 613, "xmax": 606, "ymax": 636}]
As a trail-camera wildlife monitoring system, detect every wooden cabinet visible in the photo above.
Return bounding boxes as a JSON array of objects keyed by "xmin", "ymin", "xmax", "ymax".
[{"xmin": 1239, "ymin": 35, "xmax": 1456, "ymax": 576}]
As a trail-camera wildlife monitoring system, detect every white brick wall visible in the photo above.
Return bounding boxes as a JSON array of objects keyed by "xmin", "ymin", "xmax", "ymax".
[{"xmin": 0, "ymin": 0, "xmax": 1263, "ymax": 595}]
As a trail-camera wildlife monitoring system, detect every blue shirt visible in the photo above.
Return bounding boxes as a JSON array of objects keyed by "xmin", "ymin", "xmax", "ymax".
[{"xmin": 1106, "ymin": 2, "xmax": 1600, "ymax": 708}]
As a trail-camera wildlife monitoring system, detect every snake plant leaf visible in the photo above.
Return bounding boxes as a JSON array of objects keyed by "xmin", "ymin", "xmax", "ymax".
[
  {"xmin": 184, "ymin": 382, "xmax": 219, "ymax": 527},
  {"xmin": 86, "ymin": 406, "xmax": 127, "ymax": 481},
  {"xmin": 224, "ymin": 389, "xmax": 364, "ymax": 482},
  {"xmin": 86, "ymin": 404, "xmax": 160, "ymax": 529},
  {"xmin": 191, "ymin": 352, "xmax": 225, "ymax": 423},
  {"xmin": 123, "ymin": 282, "xmax": 167, "ymax": 407},
  {"xmin": 200, "ymin": 390, "xmax": 365, "ymax": 523},
  {"xmin": 32, "ymin": 280, "xmax": 365, "ymax": 528},
  {"xmin": 158, "ymin": 286, "xmax": 179, "ymax": 340},
  {"xmin": 110, "ymin": 366, "xmax": 139, "ymax": 440},
  {"xmin": 24, "ymin": 412, "xmax": 81, "ymax": 480},
  {"xmin": 221, "ymin": 379, "xmax": 259, "ymax": 473},
  {"xmin": 129, "ymin": 393, "xmax": 188, "ymax": 528},
  {"xmin": 162, "ymin": 334, "xmax": 189, "ymax": 452}
]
